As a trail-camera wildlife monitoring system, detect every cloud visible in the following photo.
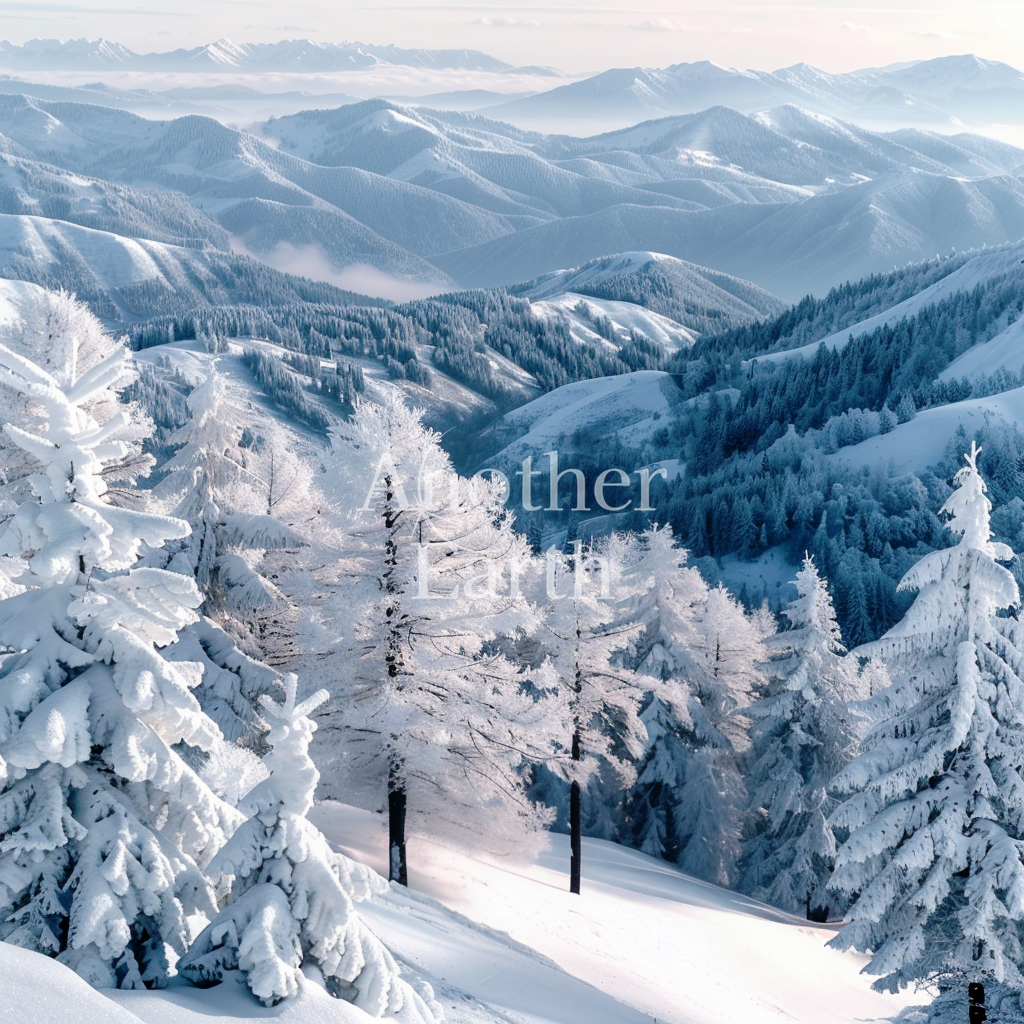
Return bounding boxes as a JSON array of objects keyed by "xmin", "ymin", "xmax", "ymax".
[
  {"xmin": 841, "ymin": 21, "xmax": 871, "ymax": 32},
  {"xmin": 472, "ymin": 16, "xmax": 541, "ymax": 28},
  {"xmin": 631, "ymin": 19, "xmax": 687, "ymax": 33},
  {"xmin": 255, "ymin": 241, "xmax": 447, "ymax": 302}
]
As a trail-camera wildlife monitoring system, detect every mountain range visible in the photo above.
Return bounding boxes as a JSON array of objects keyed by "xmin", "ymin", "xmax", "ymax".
[
  {"xmin": 0, "ymin": 91, "xmax": 1022, "ymax": 302},
  {"xmin": 490, "ymin": 54, "xmax": 1024, "ymax": 132},
  {"xmin": 0, "ymin": 39, "xmax": 534, "ymax": 74}
]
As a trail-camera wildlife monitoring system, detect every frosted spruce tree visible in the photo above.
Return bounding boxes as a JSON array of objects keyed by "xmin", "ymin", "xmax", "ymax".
[
  {"xmin": 180, "ymin": 674, "xmax": 437, "ymax": 1020},
  {"xmin": 153, "ymin": 369, "xmax": 310, "ymax": 745},
  {"xmin": 317, "ymin": 391, "xmax": 555, "ymax": 886},
  {"xmin": 536, "ymin": 538, "xmax": 648, "ymax": 894},
  {"xmin": 0, "ymin": 290, "xmax": 240, "ymax": 987},
  {"xmin": 678, "ymin": 584, "xmax": 765, "ymax": 887},
  {"xmin": 620, "ymin": 526, "xmax": 707, "ymax": 863},
  {"xmin": 739, "ymin": 555, "xmax": 863, "ymax": 919},
  {"xmin": 623, "ymin": 530, "xmax": 765, "ymax": 887},
  {"xmin": 830, "ymin": 444, "xmax": 1024, "ymax": 1024}
]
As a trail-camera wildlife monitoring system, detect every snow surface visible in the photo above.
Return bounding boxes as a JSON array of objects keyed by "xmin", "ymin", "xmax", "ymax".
[
  {"xmin": 0, "ymin": 275, "xmax": 48, "ymax": 326},
  {"xmin": 831, "ymin": 385, "xmax": 1024, "ymax": 476},
  {"xmin": 0, "ymin": 941, "xmax": 148, "ymax": 1024},
  {"xmin": 938, "ymin": 313, "xmax": 1024, "ymax": 381},
  {"xmin": 531, "ymin": 291, "xmax": 698, "ymax": 353},
  {"xmin": 313, "ymin": 802, "xmax": 918, "ymax": 1024},
  {"xmin": 1, "ymin": 796, "xmax": 918, "ymax": 1024},
  {"xmin": 486, "ymin": 370, "xmax": 679, "ymax": 469}
]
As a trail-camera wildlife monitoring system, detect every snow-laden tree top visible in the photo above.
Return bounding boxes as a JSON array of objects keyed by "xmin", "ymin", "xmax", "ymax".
[
  {"xmin": 0, "ymin": 289, "xmax": 240, "ymax": 989},
  {"xmin": 830, "ymin": 443, "xmax": 1024, "ymax": 1017}
]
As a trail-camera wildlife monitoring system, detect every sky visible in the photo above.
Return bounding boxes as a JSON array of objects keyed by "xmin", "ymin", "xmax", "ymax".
[{"xmin": 1, "ymin": 0, "xmax": 1022, "ymax": 74}]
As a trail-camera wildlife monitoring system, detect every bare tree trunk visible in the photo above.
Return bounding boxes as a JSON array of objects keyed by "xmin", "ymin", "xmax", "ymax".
[
  {"xmin": 382, "ymin": 473, "xmax": 409, "ymax": 887},
  {"xmin": 570, "ymin": 725, "xmax": 581, "ymax": 894},
  {"xmin": 968, "ymin": 982, "xmax": 986, "ymax": 1024},
  {"xmin": 388, "ymin": 757, "xmax": 408, "ymax": 886}
]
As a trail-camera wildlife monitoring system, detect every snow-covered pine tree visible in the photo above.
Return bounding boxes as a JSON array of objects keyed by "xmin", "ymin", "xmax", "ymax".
[
  {"xmin": 535, "ymin": 537, "xmax": 648, "ymax": 894},
  {"xmin": 316, "ymin": 391, "xmax": 555, "ymax": 887},
  {"xmin": 739, "ymin": 554, "xmax": 863, "ymax": 919},
  {"xmin": 620, "ymin": 528, "xmax": 764, "ymax": 887},
  {"xmin": 829, "ymin": 443, "xmax": 1024, "ymax": 1023},
  {"xmin": 180, "ymin": 674, "xmax": 437, "ymax": 1020},
  {"xmin": 0, "ymin": 289, "xmax": 240, "ymax": 987},
  {"xmin": 619, "ymin": 526, "xmax": 706, "ymax": 863},
  {"xmin": 153, "ymin": 369, "xmax": 311, "ymax": 744},
  {"xmin": 676, "ymin": 584, "xmax": 765, "ymax": 887}
]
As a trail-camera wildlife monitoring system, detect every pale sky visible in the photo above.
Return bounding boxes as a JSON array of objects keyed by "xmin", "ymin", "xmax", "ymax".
[{"xmin": 1, "ymin": 0, "xmax": 1022, "ymax": 75}]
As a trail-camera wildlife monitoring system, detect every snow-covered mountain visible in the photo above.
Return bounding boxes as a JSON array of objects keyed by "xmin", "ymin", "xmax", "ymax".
[
  {"xmin": 432, "ymin": 169, "xmax": 1024, "ymax": 300},
  {"xmin": 517, "ymin": 252, "xmax": 785, "ymax": 333},
  {"xmin": 0, "ymin": 38, "xmax": 523, "ymax": 74},
  {"xmin": 0, "ymin": 214, "xmax": 377, "ymax": 319},
  {"xmin": 491, "ymin": 54, "xmax": 1024, "ymax": 132},
  {"xmin": 1, "ymin": 91, "xmax": 1023, "ymax": 300}
]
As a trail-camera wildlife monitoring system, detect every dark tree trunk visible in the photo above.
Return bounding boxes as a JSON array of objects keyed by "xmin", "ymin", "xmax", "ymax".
[
  {"xmin": 806, "ymin": 898, "xmax": 829, "ymax": 923},
  {"xmin": 570, "ymin": 726, "xmax": 581, "ymax": 894},
  {"xmin": 968, "ymin": 982, "xmax": 986, "ymax": 1024},
  {"xmin": 388, "ymin": 761, "xmax": 408, "ymax": 887},
  {"xmin": 382, "ymin": 473, "xmax": 408, "ymax": 888}
]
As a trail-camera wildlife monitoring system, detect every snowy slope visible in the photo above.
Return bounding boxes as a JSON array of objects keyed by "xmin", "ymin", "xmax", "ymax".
[
  {"xmin": 0, "ymin": 213, "xmax": 374, "ymax": 318},
  {"xmin": 531, "ymin": 292, "xmax": 699, "ymax": 353},
  {"xmin": 831, "ymin": 386, "xmax": 1024, "ymax": 476},
  {"xmin": 2, "ymin": 90, "xmax": 1024, "ymax": 299},
  {"xmin": 485, "ymin": 371, "xmax": 680, "ymax": 470},
  {"xmin": 939, "ymin": 315, "xmax": 1024, "ymax": 381},
  {"xmin": 0, "ymin": 274, "xmax": 46, "ymax": 324},
  {"xmin": 432, "ymin": 172, "xmax": 1024, "ymax": 299},
  {"xmin": 519, "ymin": 251, "xmax": 785, "ymax": 328},
  {"xmin": 759, "ymin": 239, "xmax": 1024, "ymax": 365},
  {"xmin": 313, "ymin": 802, "xmax": 918, "ymax": 1024}
]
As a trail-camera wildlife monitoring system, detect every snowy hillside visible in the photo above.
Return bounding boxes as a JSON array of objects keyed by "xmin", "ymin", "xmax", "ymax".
[
  {"xmin": 758, "ymin": 238, "xmax": 1024, "ymax": 364},
  {"xmin": 830, "ymin": 385, "xmax": 1024, "ymax": 476},
  {"xmin": 486, "ymin": 370, "xmax": 680, "ymax": 469},
  {"xmin": 0, "ymin": 92, "xmax": 1022, "ymax": 299},
  {"xmin": 0, "ymin": 803, "xmax": 917, "ymax": 1024},
  {"xmin": 0, "ymin": 213, "xmax": 377, "ymax": 319}
]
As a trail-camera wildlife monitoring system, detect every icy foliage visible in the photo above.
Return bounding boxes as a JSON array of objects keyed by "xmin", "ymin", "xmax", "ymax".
[
  {"xmin": 314, "ymin": 390, "xmax": 555, "ymax": 878},
  {"xmin": 181, "ymin": 674, "xmax": 437, "ymax": 1019},
  {"xmin": 0, "ymin": 290, "xmax": 239, "ymax": 988},
  {"xmin": 152, "ymin": 367, "xmax": 314, "ymax": 743},
  {"xmin": 829, "ymin": 444, "xmax": 1024, "ymax": 1012},
  {"xmin": 739, "ymin": 555, "xmax": 864, "ymax": 917},
  {"xmin": 623, "ymin": 527, "xmax": 762, "ymax": 886}
]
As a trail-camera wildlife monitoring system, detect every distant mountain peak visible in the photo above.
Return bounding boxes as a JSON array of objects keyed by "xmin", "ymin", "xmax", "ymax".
[{"xmin": 0, "ymin": 37, "xmax": 512, "ymax": 74}]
